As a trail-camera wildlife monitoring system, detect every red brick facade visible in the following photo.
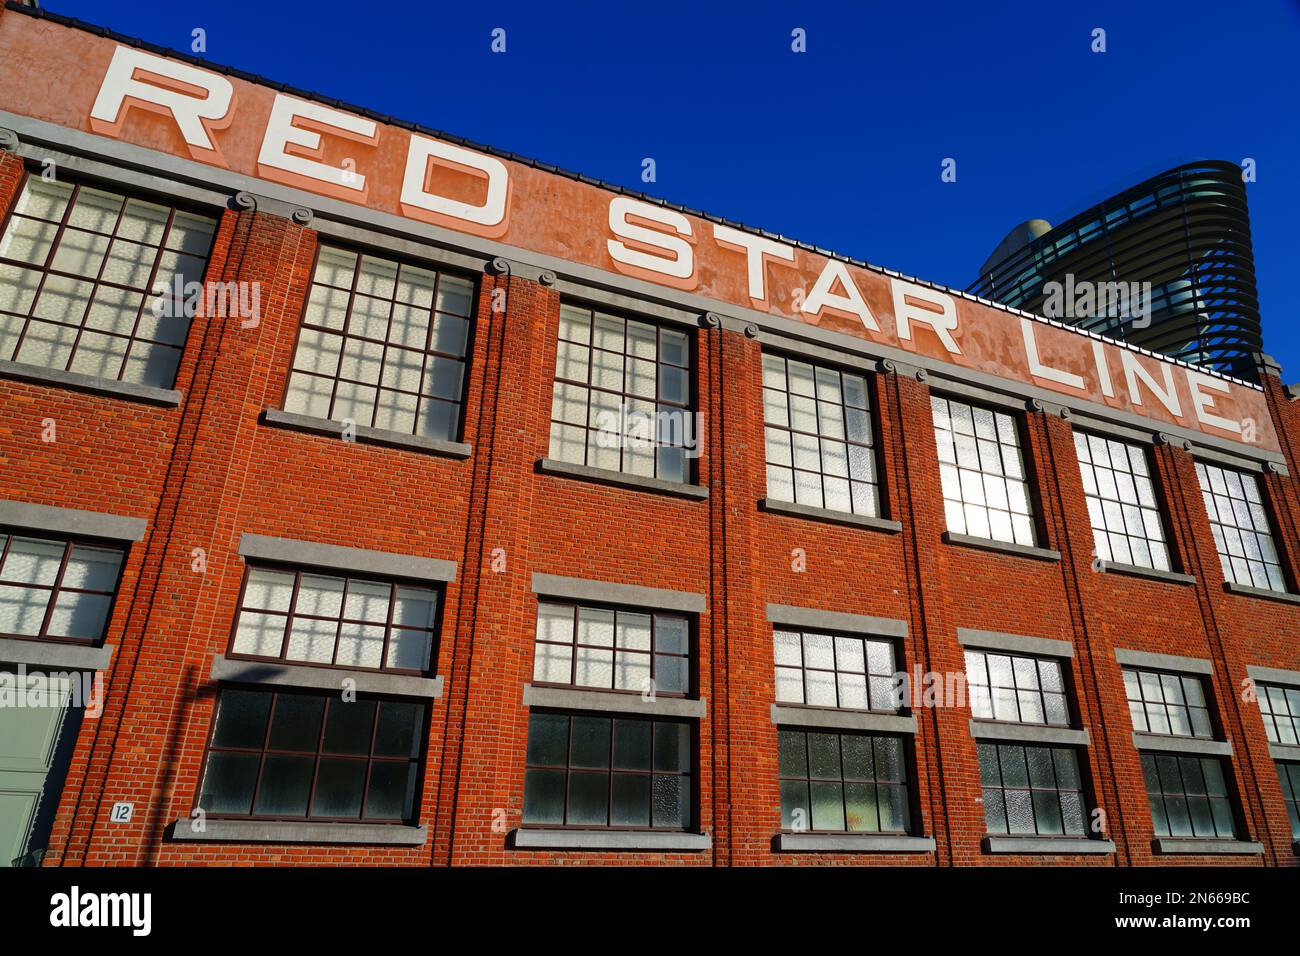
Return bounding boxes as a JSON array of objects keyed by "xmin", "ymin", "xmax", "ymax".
[{"xmin": 1, "ymin": 139, "xmax": 1297, "ymax": 867}]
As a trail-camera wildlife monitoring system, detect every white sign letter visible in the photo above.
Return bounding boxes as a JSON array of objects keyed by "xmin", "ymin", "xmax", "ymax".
[
  {"xmin": 258, "ymin": 94, "xmax": 376, "ymax": 194},
  {"xmin": 1021, "ymin": 318, "xmax": 1085, "ymax": 389},
  {"xmin": 893, "ymin": 280, "xmax": 962, "ymax": 354},
  {"xmin": 802, "ymin": 260, "xmax": 879, "ymax": 332},
  {"xmin": 1186, "ymin": 369, "xmax": 1241, "ymax": 435},
  {"xmin": 90, "ymin": 47, "xmax": 234, "ymax": 164},
  {"xmin": 713, "ymin": 224, "xmax": 795, "ymax": 302},
  {"xmin": 1091, "ymin": 340, "xmax": 1115, "ymax": 398},
  {"xmin": 607, "ymin": 197, "xmax": 694, "ymax": 280},
  {"xmin": 401, "ymin": 134, "xmax": 509, "ymax": 230},
  {"xmin": 1121, "ymin": 351, "xmax": 1183, "ymax": 417}
]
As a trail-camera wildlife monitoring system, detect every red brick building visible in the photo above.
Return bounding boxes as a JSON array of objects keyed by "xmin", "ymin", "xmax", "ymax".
[{"xmin": 0, "ymin": 3, "xmax": 1297, "ymax": 868}]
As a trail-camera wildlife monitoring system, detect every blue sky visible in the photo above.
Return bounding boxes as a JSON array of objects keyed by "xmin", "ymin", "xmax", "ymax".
[{"xmin": 47, "ymin": 0, "xmax": 1300, "ymax": 377}]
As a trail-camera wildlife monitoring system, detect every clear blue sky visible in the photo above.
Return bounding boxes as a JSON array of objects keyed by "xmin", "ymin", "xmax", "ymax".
[{"xmin": 46, "ymin": 0, "xmax": 1300, "ymax": 378}]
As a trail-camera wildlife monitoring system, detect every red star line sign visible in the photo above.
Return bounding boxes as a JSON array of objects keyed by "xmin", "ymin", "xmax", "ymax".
[{"xmin": 0, "ymin": 14, "xmax": 1278, "ymax": 454}]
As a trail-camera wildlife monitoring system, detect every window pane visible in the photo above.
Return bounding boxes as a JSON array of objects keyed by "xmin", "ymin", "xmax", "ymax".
[
  {"xmin": 523, "ymin": 769, "xmax": 565, "ymax": 825},
  {"xmin": 211, "ymin": 689, "xmax": 272, "ymax": 748},
  {"xmin": 365, "ymin": 762, "xmax": 416, "ymax": 820},
  {"xmin": 202, "ymin": 689, "xmax": 423, "ymax": 824},
  {"xmin": 763, "ymin": 353, "xmax": 878, "ymax": 516},
  {"xmin": 322, "ymin": 699, "xmax": 376, "ymax": 755},
  {"xmin": 285, "ymin": 246, "xmax": 474, "ymax": 437},
  {"xmin": 777, "ymin": 730, "xmax": 912, "ymax": 834},
  {"xmin": 268, "ymin": 695, "xmax": 327, "ymax": 751},
  {"xmin": 0, "ymin": 179, "xmax": 213, "ymax": 386},
  {"xmin": 1076, "ymin": 434, "xmax": 1171, "ymax": 571},
  {"xmin": 549, "ymin": 303, "xmax": 694, "ymax": 481},
  {"xmin": 611, "ymin": 773, "xmax": 651, "ymax": 827},
  {"xmin": 374, "ymin": 701, "xmax": 422, "ymax": 758},
  {"xmin": 198, "ymin": 752, "xmax": 260, "ymax": 816},
  {"xmin": 1197, "ymin": 463, "xmax": 1286, "ymax": 591},
  {"xmin": 311, "ymin": 758, "xmax": 367, "ymax": 819},
  {"xmin": 253, "ymin": 755, "xmax": 315, "ymax": 816}
]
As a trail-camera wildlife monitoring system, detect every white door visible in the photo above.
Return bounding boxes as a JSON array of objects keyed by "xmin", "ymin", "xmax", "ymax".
[{"xmin": 0, "ymin": 672, "xmax": 79, "ymax": 867}]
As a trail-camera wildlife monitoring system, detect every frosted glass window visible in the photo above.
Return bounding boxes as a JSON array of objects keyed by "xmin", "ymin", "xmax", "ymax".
[
  {"xmin": 777, "ymin": 730, "xmax": 911, "ymax": 834},
  {"xmin": 1075, "ymin": 432, "xmax": 1171, "ymax": 571},
  {"xmin": 762, "ymin": 353, "xmax": 879, "ymax": 516},
  {"xmin": 772, "ymin": 628, "xmax": 897, "ymax": 712},
  {"xmin": 0, "ymin": 177, "xmax": 215, "ymax": 386},
  {"xmin": 932, "ymin": 396, "xmax": 1036, "ymax": 546},
  {"xmin": 284, "ymin": 245, "xmax": 473, "ymax": 441},
  {"xmin": 532, "ymin": 601, "xmax": 690, "ymax": 696},
  {"xmin": 522, "ymin": 712, "xmax": 691, "ymax": 830},
  {"xmin": 978, "ymin": 743, "xmax": 1087, "ymax": 836},
  {"xmin": 548, "ymin": 303, "xmax": 693, "ymax": 482},
  {"xmin": 231, "ymin": 565, "xmax": 438, "ymax": 673},
  {"xmin": 1196, "ymin": 462, "xmax": 1287, "ymax": 592},
  {"xmin": 0, "ymin": 533, "xmax": 123, "ymax": 642},
  {"xmin": 965, "ymin": 649, "xmax": 1070, "ymax": 726}
]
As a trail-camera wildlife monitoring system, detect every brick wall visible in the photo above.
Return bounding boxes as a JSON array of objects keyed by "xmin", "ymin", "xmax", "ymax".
[{"xmin": 1, "ymin": 163, "xmax": 1294, "ymax": 867}]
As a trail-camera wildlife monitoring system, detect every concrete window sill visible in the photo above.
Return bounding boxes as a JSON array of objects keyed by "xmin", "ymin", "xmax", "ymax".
[
  {"xmin": 0, "ymin": 636, "xmax": 114, "ymax": 672},
  {"xmin": 531, "ymin": 572, "xmax": 706, "ymax": 613},
  {"xmin": 0, "ymin": 359, "xmax": 181, "ymax": 406},
  {"xmin": 523, "ymin": 683, "xmax": 706, "ymax": 719},
  {"xmin": 1268, "ymin": 742, "xmax": 1300, "ymax": 761},
  {"xmin": 1153, "ymin": 838, "xmax": 1264, "ymax": 856},
  {"xmin": 211, "ymin": 654, "xmax": 444, "ymax": 700},
  {"xmin": 1223, "ymin": 581, "xmax": 1300, "ymax": 605},
  {"xmin": 774, "ymin": 833, "xmax": 935, "ymax": 853},
  {"xmin": 1131, "ymin": 732, "xmax": 1232, "ymax": 757},
  {"xmin": 168, "ymin": 819, "xmax": 427, "ymax": 846},
  {"xmin": 941, "ymin": 532, "xmax": 1060, "ymax": 562},
  {"xmin": 758, "ymin": 497, "xmax": 902, "ymax": 534},
  {"xmin": 511, "ymin": 829, "xmax": 711, "ymax": 851},
  {"xmin": 536, "ymin": 458, "xmax": 708, "ymax": 500},
  {"xmin": 969, "ymin": 720, "xmax": 1090, "ymax": 747},
  {"xmin": 238, "ymin": 533, "xmax": 457, "ymax": 584},
  {"xmin": 262, "ymin": 407, "xmax": 472, "ymax": 459},
  {"xmin": 771, "ymin": 704, "xmax": 916, "ymax": 735},
  {"xmin": 766, "ymin": 604, "xmax": 907, "ymax": 638},
  {"xmin": 1099, "ymin": 561, "xmax": 1195, "ymax": 586},
  {"xmin": 983, "ymin": 836, "xmax": 1115, "ymax": 855}
]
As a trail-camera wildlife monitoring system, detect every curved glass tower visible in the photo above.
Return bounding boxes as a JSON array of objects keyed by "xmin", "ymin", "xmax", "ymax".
[{"xmin": 969, "ymin": 161, "xmax": 1262, "ymax": 377}]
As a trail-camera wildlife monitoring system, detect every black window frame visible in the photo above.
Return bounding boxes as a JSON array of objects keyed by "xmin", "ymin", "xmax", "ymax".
[
  {"xmin": 977, "ymin": 741, "xmax": 1091, "ymax": 838},
  {"xmin": 0, "ymin": 168, "xmax": 218, "ymax": 389},
  {"xmin": 776, "ymin": 727, "xmax": 915, "ymax": 836},
  {"xmin": 964, "ymin": 647, "xmax": 1073, "ymax": 727},
  {"xmin": 1123, "ymin": 667, "xmax": 1216, "ymax": 739},
  {"xmin": 0, "ymin": 528, "xmax": 127, "ymax": 646},
  {"xmin": 530, "ymin": 599, "xmax": 694, "ymax": 698},
  {"xmin": 1195, "ymin": 460, "xmax": 1292, "ymax": 594},
  {"xmin": 1275, "ymin": 760, "xmax": 1300, "ymax": 840},
  {"xmin": 759, "ymin": 349, "xmax": 887, "ymax": 519},
  {"xmin": 226, "ymin": 562, "xmax": 443, "ymax": 676},
  {"xmin": 547, "ymin": 299, "xmax": 697, "ymax": 484},
  {"xmin": 1257, "ymin": 681, "xmax": 1300, "ymax": 746},
  {"xmin": 1074, "ymin": 430, "xmax": 1179, "ymax": 573},
  {"xmin": 1140, "ymin": 751, "xmax": 1239, "ymax": 840},
  {"xmin": 930, "ymin": 392, "xmax": 1046, "ymax": 548},
  {"xmin": 280, "ymin": 241, "xmax": 479, "ymax": 443},
  {"xmin": 772, "ymin": 626, "xmax": 901, "ymax": 714},
  {"xmin": 521, "ymin": 710, "xmax": 696, "ymax": 832},
  {"xmin": 195, "ymin": 685, "xmax": 428, "ymax": 825}
]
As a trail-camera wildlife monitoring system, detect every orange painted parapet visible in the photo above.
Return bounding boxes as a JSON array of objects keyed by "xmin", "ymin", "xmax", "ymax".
[{"xmin": 0, "ymin": 13, "xmax": 1276, "ymax": 452}]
